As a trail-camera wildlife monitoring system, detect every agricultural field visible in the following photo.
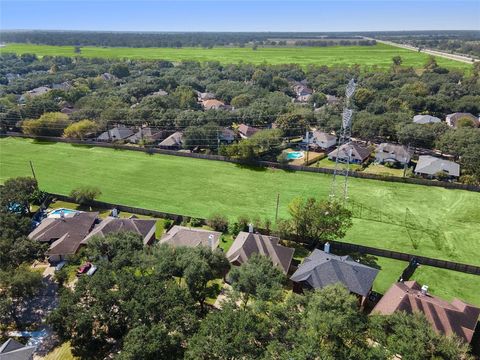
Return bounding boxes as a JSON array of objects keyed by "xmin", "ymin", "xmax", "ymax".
[
  {"xmin": 0, "ymin": 43, "xmax": 470, "ymax": 70},
  {"xmin": 1, "ymin": 138, "xmax": 479, "ymax": 266}
]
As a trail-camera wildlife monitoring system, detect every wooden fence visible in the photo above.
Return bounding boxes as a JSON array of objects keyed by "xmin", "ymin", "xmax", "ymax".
[
  {"xmin": 4, "ymin": 133, "xmax": 480, "ymax": 192},
  {"xmin": 46, "ymin": 192, "xmax": 480, "ymax": 276}
]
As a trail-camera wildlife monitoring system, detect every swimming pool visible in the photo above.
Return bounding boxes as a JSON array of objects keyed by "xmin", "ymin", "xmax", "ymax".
[
  {"xmin": 286, "ymin": 151, "xmax": 305, "ymax": 160},
  {"xmin": 48, "ymin": 208, "xmax": 79, "ymax": 218}
]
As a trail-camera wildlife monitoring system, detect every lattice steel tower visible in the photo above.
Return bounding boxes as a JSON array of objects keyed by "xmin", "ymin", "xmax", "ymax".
[{"xmin": 330, "ymin": 79, "xmax": 356, "ymax": 204}]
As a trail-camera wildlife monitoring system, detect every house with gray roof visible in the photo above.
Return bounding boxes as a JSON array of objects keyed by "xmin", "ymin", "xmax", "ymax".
[
  {"xmin": 226, "ymin": 231, "xmax": 295, "ymax": 274},
  {"xmin": 0, "ymin": 338, "xmax": 35, "ymax": 360},
  {"xmin": 328, "ymin": 142, "xmax": 371, "ymax": 164},
  {"xmin": 445, "ymin": 112, "xmax": 479, "ymax": 128},
  {"xmin": 19, "ymin": 86, "xmax": 51, "ymax": 102},
  {"xmin": 375, "ymin": 143, "xmax": 411, "ymax": 165},
  {"xmin": 127, "ymin": 127, "xmax": 163, "ymax": 144},
  {"xmin": 158, "ymin": 131, "xmax": 183, "ymax": 149},
  {"xmin": 28, "ymin": 212, "xmax": 98, "ymax": 263},
  {"xmin": 160, "ymin": 225, "xmax": 221, "ymax": 250},
  {"xmin": 81, "ymin": 217, "xmax": 157, "ymax": 246},
  {"xmin": 304, "ymin": 130, "xmax": 337, "ymax": 150},
  {"xmin": 219, "ymin": 128, "xmax": 235, "ymax": 143},
  {"xmin": 290, "ymin": 249, "xmax": 379, "ymax": 302},
  {"xmin": 414, "ymin": 155, "xmax": 460, "ymax": 179},
  {"xmin": 413, "ymin": 114, "xmax": 441, "ymax": 124},
  {"xmin": 97, "ymin": 126, "xmax": 135, "ymax": 142}
]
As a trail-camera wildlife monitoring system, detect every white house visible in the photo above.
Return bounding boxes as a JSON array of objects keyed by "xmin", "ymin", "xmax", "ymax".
[{"xmin": 413, "ymin": 114, "xmax": 441, "ymax": 124}]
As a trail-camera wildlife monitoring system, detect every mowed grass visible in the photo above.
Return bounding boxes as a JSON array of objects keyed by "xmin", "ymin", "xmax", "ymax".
[
  {"xmin": 0, "ymin": 43, "xmax": 470, "ymax": 70},
  {"xmin": 1, "ymin": 138, "xmax": 479, "ymax": 267}
]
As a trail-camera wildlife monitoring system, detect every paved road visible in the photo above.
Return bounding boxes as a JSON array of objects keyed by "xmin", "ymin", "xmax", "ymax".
[{"xmin": 365, "ymin": 37, "xmax": 478, "ymax": 64}]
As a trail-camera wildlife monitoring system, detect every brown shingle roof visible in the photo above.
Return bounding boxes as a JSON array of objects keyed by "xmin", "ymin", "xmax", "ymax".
[
  {"xmin": 202, "ymin": 99, "xmax": 225, "ymax": 110},
  {"xmin": 372, "ymin": 281, "xmax": 480, "ymax": 343},
  {"xmin": 81, "ymin": 217, "xmax": 157, "ymax": 245},
  {"xmin": 238, "ymin": 124, "xmax": 260, "ymax": 138},
  {"xmin": 160, "ymin": 225, "xmax": 221, "ymax": 250},
  {"xmin": 28, "ymin": 212, "xmax": 98, "ymax": 256},
  {"xmin": 226, "ymin": 232, "xmax": 294, "ymax": 274}
]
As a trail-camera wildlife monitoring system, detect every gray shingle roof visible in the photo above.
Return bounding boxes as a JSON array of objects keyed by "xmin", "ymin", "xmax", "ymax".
[
  {"xmin": 226, "ymin": 232, "xmax": 295, "ymax": 274},
  {"xmin": 414, "ymin": 155, "xmax": 460, "ymax": 177},
  {"xmin": 328, "ymin": 142, "xmax": 371, "ymax": 162},
  {"xmin": 81, "ymin": 217, "xmax": 157, "ymax": 246},
  {"xmin": 159, "ymin": 131, "xmax": 183, "ymax": 147},
  {"xmin": 290, "ymin": 249, "xmax": 379, "ymax": 297},
  {"xmin": 375, "ymin": 143, "xmax": 411, "ymax": 164},
  {"xmin": 160, "ymin": 225, "xmax": 221, "ymax": 250},
  {"xmin": 0, "ymin": 338, "xmax": 35, "ymax": 360},
  {"xmin": 97, "ymin": 127, "xmax": 135, "ymax": 141},
  {"xmin": 28, "ymin": 212, "xmax": 98, "ymax": 256},
  {"xmin": 413, "ymin": 114, "xmax": 441, "ymax": 124}
]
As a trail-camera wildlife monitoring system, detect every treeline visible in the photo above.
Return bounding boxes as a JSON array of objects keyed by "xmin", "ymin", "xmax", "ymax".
[
  {"xmin": 294, "ymin": 39, "xmax": 376, "ymax": 47},
  {"xmin": 0, "ymin": 31, "xmax": 362, "ymax": 48}
]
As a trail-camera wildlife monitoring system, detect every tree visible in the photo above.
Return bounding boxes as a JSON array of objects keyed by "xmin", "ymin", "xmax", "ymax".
[
  {"xmin": 354, "ymin": 88, "xmax": 375, "ymax": 110},
  {"xmin": 392, "ymin": 56, "xmax": 403, "ymax": 67},
  {"xmin": 63, "ymin": 119, "xmax": 98, "ymax": 140},
  {"xmin": 88, "ymin": 232, "xmax": 144, "ymax": 267},
  {"xmin": 206, "ymin": 213, "xmax": 228, "ymax": 232},
  {"xmin": 69, "ymin": 186, "xmax": 102, "ymax": 205},
  {"xmin": 280, "ymin": 197, "xmax": 353, "ymax": 248},
  {"xmin": 109, "ymin": 63, "xmax": 130, "ymax": 78},
  {"xmin": 308, "ymin": 92, "xmax": 327, "ymax": 108},
  {"xmin": 0, "ymin": 177, "xmax": 39, "ymax": 215},
  {"xmin": 275, "ymin": 113, "xmax": 308, "ymax": 137},
  {"xmin": 369, "ymin": 312, "xmax": 473, "ymax": 360},
  {"xmin": 22, "ymin": 112, "xmax": 71, "ymax": 137},
  {"xmin": 118, "ymin": 324, "xmax": 183, "ymax": 360},
  {"xmin": 424, "ymin": 55, "xmax": 439, "ymax": 71},
  {"xmin": 229, "ymin": 254, "xmax": 285, "ymax": 307},
  {"xmin": 455, "ymin": 116, "xmax": 476, "ymax": 128}
]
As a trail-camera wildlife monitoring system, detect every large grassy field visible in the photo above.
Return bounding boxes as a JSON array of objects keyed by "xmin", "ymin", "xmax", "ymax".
[
  {"xmin": 0, "ymin": 43, "xmax": 470, "ymax": 70},
  {"xmin": 1, "ymin": 137, "xmax": 479, "ymax": 266}
]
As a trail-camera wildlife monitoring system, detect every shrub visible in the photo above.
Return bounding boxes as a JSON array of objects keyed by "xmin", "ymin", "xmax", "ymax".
[
  {"xmin": 69, "ymin": 186, "xmax": 102, "ymax": 205},
  {"xmin": 207, "ymin": 213, "xmax": 228, "ymax": 232},
  {"xmin": 277, "ymin": 152, "xmax": 289, "ymax": 165},
  {"xmin": 189, "ymin": 217, "xmax": 203, "ymax": 227}
]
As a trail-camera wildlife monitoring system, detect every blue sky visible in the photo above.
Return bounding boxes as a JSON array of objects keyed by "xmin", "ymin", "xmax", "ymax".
[{"xmin": 1, "ymin": 1, "xmax": 479, "ymax": 32}]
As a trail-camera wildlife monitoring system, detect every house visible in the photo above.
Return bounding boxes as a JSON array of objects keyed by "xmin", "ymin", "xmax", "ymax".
[
  {"xmin": 375, "ymin": 143, "xmax": 411, "ymax": 165},
  {"xmin": 52, "ymin": 81, "xmax": 72, "ymax": 91},
  {"xmin": 196, "ymin": 91, "xmax": 216, "ymax": 101},
  {"xmin": 328, "ymin": 142, "xmax": 371, "ymax": 164},
  {"xmin": 292, "ymin": 82, "xmax": 313, "ymax": 103},
  {"xmin": 219, "ymin": 128, "xmax": 235, "ymax": 143},
  {"xmin": 160, "ymin": 225, "xmax": 221, "ymax": 250},
  {"xmin": 97, "ymin": 126, "xmax": 135, "ymax": 141},
  {"xmin": 0, "ymin": 338, "xmax": 36, "ymax": 360},
  {"xmin": 151, "ymin": 89, "xmax": 168, "ymax": 97},
  {"xmin": 226, "ymin": 231, "xmax": 294, "ymax": 274},
  {"xmin": 100, "ymin": 72, "xmax": 116, "ymax": 81},
  {"xmin": 158, "ymin": 131, "xmax": 183, "ymax": 149},
  {"xmin": 445, "ymin": 112, "xmax": 479, "ymax": 128},
  {"xmin": 305, "ymin": 130, "xmax": 337, "ymax": 150},
  {"xmin": 19, "ymin": 86, "xmax": 51, "ymax": 102},
  {"xmin": 28, "ymin": 212, "xmax": 98, "ymax": 262},
  {"xmin": 413, "ymin": 114, "xmax": 441, "ymax": 124},
  {"xmin": 127, "ymin": 127, "xmax": 163, "ymax": 144},
  {"xmin": 81, "ymin": 217, "xmax": 157, "ymax": 246},
  {"xmin": 372, "ymin": 281, "xmax": 480, "ymax": 343},
  {"xmin": 290, "ymin": 249, "xmax": 379, "ymax": 304},
  {"xmin": 326, "ymin": 94, "xmax": 341, "ymax": 105},
  {"xmin": 414, "ymin": 155, "xmax": 460, "ymax": 179},
  {"xmin": 238, "ymin": 124, "xmax": 260, "ymax": 139},
  {"xmin": 202, "ymin": 99, "xmax": 228, "ymax": 110}
]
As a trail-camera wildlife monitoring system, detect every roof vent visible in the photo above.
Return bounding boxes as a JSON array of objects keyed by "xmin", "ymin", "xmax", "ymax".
[
  {"xmin": 421, "ymin": 285, "xmax": 429, "ymax": 295},
  {"xmin": 324, "ymin": 242, "xmax": 331, "ymax": 253}
]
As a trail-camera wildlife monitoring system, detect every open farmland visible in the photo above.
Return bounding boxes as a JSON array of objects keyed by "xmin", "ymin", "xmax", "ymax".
[
  {"xmin": 1, "ymin": 137, "xmax": 479, "ymax": 266},
  {"xmin": 0, "ymin": 43, "xmax": 470, "ymax": 70}
]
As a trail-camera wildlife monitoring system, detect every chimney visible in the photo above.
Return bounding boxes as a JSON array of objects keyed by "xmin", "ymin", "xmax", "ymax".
[
  {"xmin": 208, "ymin": 234, "xmax": 215, "ymax": 249},
  {"xmin": 421, "ymin": 285, "xmax": 429, "ymax": 295},
  {"xmin": 324, "ymin": 242, "xmax": 331, "ymax": 253},
  {"xmin": 248, "ymin": 223, "xmax": 254, "ymax": 233}
]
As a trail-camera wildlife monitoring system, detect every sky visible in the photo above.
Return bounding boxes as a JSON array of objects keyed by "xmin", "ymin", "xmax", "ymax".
[{"xmin": 1, "ymin": 0, "xmax": 479, "ymax": 32}]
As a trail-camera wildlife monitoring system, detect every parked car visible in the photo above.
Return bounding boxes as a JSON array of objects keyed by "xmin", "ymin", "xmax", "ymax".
[
  {"xmin": 55, "ymin": 261, "xmax": 67, "ymax": 271},
  {"xmin": 86, "ymin": 265, "xmax": 98, "ymax": 276},
  {"xmin": 76, "ymin": 262, "xmax": 92, "ymax": 276}
]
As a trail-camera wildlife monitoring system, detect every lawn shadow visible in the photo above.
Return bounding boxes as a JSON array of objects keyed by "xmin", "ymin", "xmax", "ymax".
[
  {"xmin": 32, "ymin": 139, "xmax": 57, "ymax": 145},
  {"xmin": 235, "ymin": 163, "xmax": 267, "ymax": 172},
  {"xmin": 70, "ymin": 143, "xmax": 96, "ymax": 149}
]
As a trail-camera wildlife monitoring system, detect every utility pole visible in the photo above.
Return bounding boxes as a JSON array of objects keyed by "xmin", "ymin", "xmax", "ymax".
[{"xmin": 29, "ymin": 161, "xmax": 37, "ymax": 181}]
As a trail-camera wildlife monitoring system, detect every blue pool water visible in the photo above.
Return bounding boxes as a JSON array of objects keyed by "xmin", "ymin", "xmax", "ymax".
[
  {"xmin": 286, "ymin": 151, "xmax": 304, "ymax": 160},
  {"xmin": 50, "ymin": 208, "xmax": 78, "ymax": 216}
]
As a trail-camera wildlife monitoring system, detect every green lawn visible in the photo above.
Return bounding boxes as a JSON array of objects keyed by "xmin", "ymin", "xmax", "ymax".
[
  {"xmin": 41, "ymin": 342, "xmax": 77, "ymax": 360},
  {"xmin": 1, "ymin": 138, "xmax": 479, "ymax": 269},
  {"xmin": 371, "ymin": 257, "xmax": 480, "ymax": 305},
  {"xmin": 363, "ymin": 163, "xmax": 407, "ymax": 177},
  {"xmin": 0, "ymin": 43, "xmax": 470, "ymax": 70},
  {"xmin": 313, "ymin": 156, "xmax": 363, "ymax": 171}
]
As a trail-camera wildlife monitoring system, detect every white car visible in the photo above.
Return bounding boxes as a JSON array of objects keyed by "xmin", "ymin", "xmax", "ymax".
[
  {"xmin": 86, "ymin": 264, "xmax": 97, "ymax": 276},
  {"xmin": 55, "ymin": 261, "xmax": 67, "ymax": 271}
]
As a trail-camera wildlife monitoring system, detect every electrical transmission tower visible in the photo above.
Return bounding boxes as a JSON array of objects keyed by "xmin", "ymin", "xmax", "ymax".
[{"xmin": 330, "ymin": 79, "xmax": 356, "ymax": 204}]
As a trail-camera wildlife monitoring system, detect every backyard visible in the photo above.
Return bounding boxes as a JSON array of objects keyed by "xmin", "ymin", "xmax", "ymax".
[
  {"xmin": 1, "ymin": 137, "xmax": 479, "ymax": 268},
  {"xmin": 0, "ymin": 43, "xmax": 470, "ymax": 70}
]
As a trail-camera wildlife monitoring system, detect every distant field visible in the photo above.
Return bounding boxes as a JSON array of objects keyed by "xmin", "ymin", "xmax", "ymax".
[{"xmin": 0, "ymin": 43, "xmax": 470, "ymax": 70}]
